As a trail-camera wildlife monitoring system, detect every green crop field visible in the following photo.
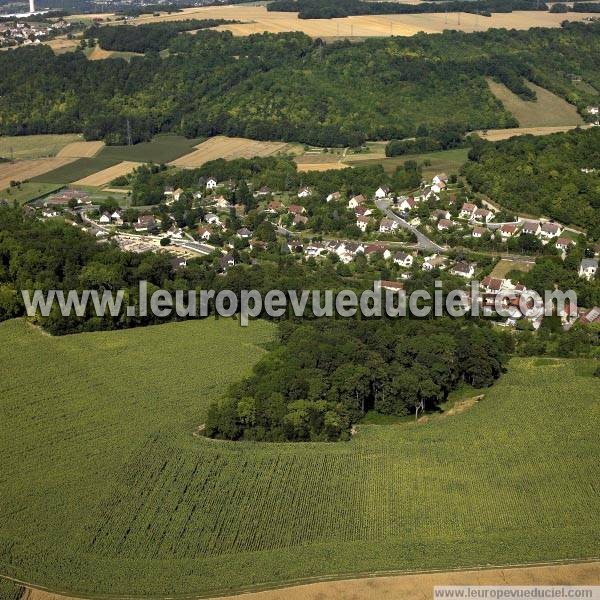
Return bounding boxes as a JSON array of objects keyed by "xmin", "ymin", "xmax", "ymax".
[
  {"xmin": 0, "ymin": 580, "xmax": 22, "ymax": 600},
  {"xmin": 97, "ymin": 135, "xmax": 204, "ymax": 164},
  {"xmin": 0, "ymin": 182, "xmax": 62, "ymax": 205},
  {"xmin": 0, "ymin": 318, "xmax": 598, "ymax": 598},
  {"xmin": 0, "ymin": 134, "xmax": 83, "ymax": 161},
  {"xmin": 348, "ymin": 147, "xmax": 470, "ymax": 177},
  {"xmin": 31, "ymin": 157, "xmax": 121, "ymax": 184},
  {"xmin": 32, "ymin": 136, "xmax": 205, "ymax": 184}
]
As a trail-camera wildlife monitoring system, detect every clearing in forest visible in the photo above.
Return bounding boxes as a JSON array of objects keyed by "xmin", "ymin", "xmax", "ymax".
[{"xmin": 485, "ymin": 79, "xmax": 584, "ymax": 128}]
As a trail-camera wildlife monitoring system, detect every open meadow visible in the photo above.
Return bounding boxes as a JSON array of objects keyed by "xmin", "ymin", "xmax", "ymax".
[
  {"xmin": 170, "ymin": 136, "xmax": 296, "ymax": 168},
  {"xmin": 347, "ymin": 147, "xmax": 470, "ymax": 177},
  {"xmin": 485, "ymin": 79, "xmax": 584, "ymax": 129},
  {"xmin": 0, "ymin": 135, "xmax": 83, "ymax": 161},
  {"xmin": 0, "ymin": 318, "xmax": 598, "ymax": 598}
]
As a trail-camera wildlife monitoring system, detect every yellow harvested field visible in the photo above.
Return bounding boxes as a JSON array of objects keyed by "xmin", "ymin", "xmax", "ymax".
[
  {"xmin": 0, "ymin": 158, "xmax": 76, "ymax": 190},
  {"xmin": 45, "ymin": 36, "xmax": 81, "ymax": 54},
  {"xmin": 56, "ymin": 141, "xmax": 105, "ymax": 158},
  {"xmin": 87, "ymin": 45, "xmax": 114, "ymax": 60},
  {"xmin": 73, "ymin": 161, "xmax": 142, "ymax": 187},
  {"xmin": 296, "ymin": 162, "xmax": 349, "ymax": 172},
  {"xmin": 125, "ymin": 5, "xmax": 600, "ymax": 37},
  {"xmin": 473, "ymin": 124, "xmax": 593, "ymax": 141},
  {"xmin": 20, "ymin": 561, "xmax": 600, "ymax": 600},
  {"xmin": 295, "ymin": 154, "xmax": 349, "ymax": 171},
  {"xmin": 170, "ymin": 136, "xmax": 292, "ymax": 168}
]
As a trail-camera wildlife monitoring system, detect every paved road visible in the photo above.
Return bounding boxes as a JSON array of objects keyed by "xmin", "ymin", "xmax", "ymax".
[{"xmin": 376, "ymin": 198, "xmax": 444, "ymax": 253}]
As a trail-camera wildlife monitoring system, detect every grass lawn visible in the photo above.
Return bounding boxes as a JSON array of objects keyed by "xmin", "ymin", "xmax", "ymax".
[
  {"xmin": 347, "ymin": 147, "xmax": 469, "ymax": 177},
  {"xmin": 0, "ymin": 317, "xmax": 598, "ymax": 597},
  {"xmin": 485, "ymin": 79, "xmax": 584, "ymax": 128},
  {"xmin": 489, "ymin": 257, "xmax": 535, "ymax": 279},
  {"xmin": 0, "ymin": 182, "xmax": 62, "ymax": 205},
  {"xmin": 0, "ymin": 134, "xmax": 83, "ymax": 161}
]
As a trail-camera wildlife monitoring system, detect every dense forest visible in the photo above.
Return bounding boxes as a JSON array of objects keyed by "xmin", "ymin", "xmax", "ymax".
[
  {"xmin": 1, "ymin": 22, "xmax": 599, "ymax": 145},
  {"xmin": 85, "ymin": 20, "xmax": 237, "ymax": 53},
  {"xmin": 268, "ymin": 0, "xmax": 545, "ymax": 19},
  {"xmin": 462, "ymin": 128, "xmax": 600, "ymax": 239},
  {"xmin": 206, "ymin": 319, "xmax": 511, "ymax": 441}
]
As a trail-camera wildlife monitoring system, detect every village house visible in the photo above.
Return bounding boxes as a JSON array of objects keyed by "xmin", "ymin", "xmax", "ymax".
[
  {"xmin": 41, "ymin": 208, "xmax": 59, "ymax": 218},
  {"xmin": 173, "ymin": 188, "xmax": 184, "ymax": 202},
  {"xmin": 297, "ymin": 186, "xmax": 312, "ymax": 199},
  {"xmin": 380, "ymin": 280, "xmax": 404, "ymax": 292},
  {"xmin": 170, "ymin": 257, "xmax": 187, "ymax": 272},
  {"xmin": 451, "ymin": 261, "xmax": 475, "ymax": 278},
  {"xmin": 197, "ymin": 226, "xmax": 212, "ymax": 241},
  {"xmin": 99, "ymin": 212, "xmax": 111, "ymax": 224},
  {"xmin": 134, "ymin": 215, "xmax": 156, "ymax": 232},
  {"xmin": 348, "ymin": 194, "xmax": 366, "ymax": 209},
  {"xmin": 293, "ymin": 214, "xmax": 308, "ymax": 226},
  {"xmin": 432, "ymin": 209, "xmax": 451, "ymax": 221},
  {"xmin": 556, "ymin": 237, "xmax": 575, "ymax": 252},
  {"xmin": 237, "ymin": 227, "xmax": 252, "ymax": 239},
  {"xmin": 374, "ymin": 186, "xmax": 390, "ymax": 199},
  {"xmin": 431, "ymin": 180, "xmax": 446, "ymax": 194},
  {"xmin": 481, "ymin": 276, "xmax": 503, "ymax": 294},
  {"xmin": 215, "ymin": 195, "xmax": 231, "ymax": 209},
  {"xmin": 473, "ymin": 208, "xmax": 494, "ymax": 223},
  {"xmin": 326, "ymin": 191, "xmax": 342, "ymax": 202},
  {"xmin": 437, "ymin": 219, "xmax": 453, "ymax": 232},
  {"xmin": 498, "ymin": 223, "xmax": 518, "ymax": 240},
  {"xmin": 379, "ymin": 218, "xmax": 398, "ymax": 233},
  {"xmin": 459, "ymin": 203, "xmax": 477, "ymax": 219},
  {"xmin": 167, "ymin": 224, "xmax": 184, "ymax": 239},
  {"xmin": 398, "ymin": 196, "xmax": 416, "ymax": 212},
  {"xmin": 422, "ymin": 255, "xmax": 447, "ymax": 271},
  {"xmin": 393, "ymin": 251, "xmax": 413, "ymax": 268},
  {"xmin": 219, "ymin": 254, "xmax": 235, "ymax": 270},
  {"xmin": 305, "ymin": 241, "xmax": 325, "ymax": 257},
  {"xmin": 265, "ymin": 200, "xmax": 282, "ymax": 214},
  {"xmin": 539, "ymin": 222, "xmax": 563, "ymax": 241},
  {"xmin": 288, "ymin": 204, "xmax": 306, "ymax": 215},
  {"xmin": 355, "ymin": 206, "xmax": 373, "ymax": 217},
  {"xmin": 356, "ymin": 215, "xmax": 370, "ymax": 232},
  {"xmin": 164, "ymin": 186, "xmax": 174, "ymax": 197},
  {"xmin": 521, "ymin": 221, "xmax": 541, "ymax": 236},
  {"xmin": 472, "ymin": 226, "xmax": 486, "ymax": 239},
  {"xmin": 205, "ymin": 213, "xmax": 221, "ymax": 226},
  {"xmin": 111, "ymin": 211, "xmax": 123, "ymax": 226},
  {"xmin": 364, "ymin": 244, "xmax": 391, "ymax": 260},
  {"xmin": 432, "ymin": 173, "xmax": 448, "ymax": 186},
  {"xmin": 579, "ymin": 258, "xmax": 598, "ymax": 280},
  {"xmin": 206, "ymin": 177, "xmax": 218, "ymax": 190}
]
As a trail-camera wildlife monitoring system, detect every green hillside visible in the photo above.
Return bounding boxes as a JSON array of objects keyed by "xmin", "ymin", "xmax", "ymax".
[{"xmin": 0, "ymin": 318, "xmax": 598, "ymax": 597}]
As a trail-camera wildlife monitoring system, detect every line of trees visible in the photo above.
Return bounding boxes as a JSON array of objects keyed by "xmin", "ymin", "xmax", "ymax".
[
  {"xmin": 268, "ymin": 0, "xmax": 546, "ymax": 19},
  {"xmin": 84, "ymin": 19, "xmax": 236, "ymax": 53}
]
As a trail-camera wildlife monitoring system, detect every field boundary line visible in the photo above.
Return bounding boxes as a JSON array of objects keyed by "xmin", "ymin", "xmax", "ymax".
[{"xmin": 1, "ymin": 557, "xmax": 599, "ymax": 600}]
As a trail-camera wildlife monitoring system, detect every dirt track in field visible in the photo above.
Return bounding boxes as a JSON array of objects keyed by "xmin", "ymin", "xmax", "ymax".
[
  {"xmin": 13, "ymin": 561, "xmax": 600, "ymax": 600},
  {"xmin": 56, "ymin": 141, "xmax": 105, "ymax": 158},
  {"xmin": 170, "ymin": 136, "xmax": 293, "ymax": 168},
  {"xmin": 0, "ymin": 158, "xmax": 77, "ymax": 190},
  {"xmin": 72, "ymin": 161, "xmax": 141, "ymax": 187}
]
